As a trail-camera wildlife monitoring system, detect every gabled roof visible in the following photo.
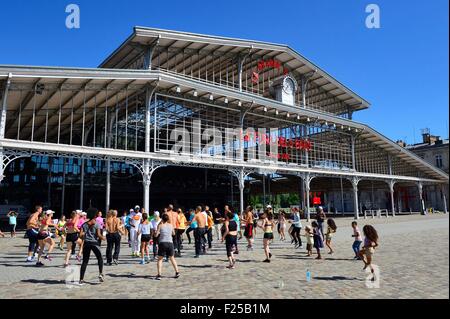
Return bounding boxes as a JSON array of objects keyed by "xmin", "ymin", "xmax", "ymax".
[{"xmin": 99, "ymin": 27, "xmax": 370, "ymax": 113}]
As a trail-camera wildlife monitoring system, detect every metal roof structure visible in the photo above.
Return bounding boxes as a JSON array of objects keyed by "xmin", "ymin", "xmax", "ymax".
[
  {"xmin": 98, "ymin": 27, "xmax": 370, "ymax": 115},
  {"xmin": 0, "ymin": 65, "xmax": 447, "ymax": 182}
]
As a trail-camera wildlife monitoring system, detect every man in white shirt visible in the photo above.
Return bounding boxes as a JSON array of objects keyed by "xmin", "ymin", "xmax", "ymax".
[{"xmin": 129, "ymin": 208, "xmax": 142, "ymax": 257}]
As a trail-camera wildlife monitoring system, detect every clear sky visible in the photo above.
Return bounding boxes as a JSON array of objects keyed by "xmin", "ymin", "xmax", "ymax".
[{"xmin": 0, "ymin": 0, "xmax": 448, "ymax": 143}]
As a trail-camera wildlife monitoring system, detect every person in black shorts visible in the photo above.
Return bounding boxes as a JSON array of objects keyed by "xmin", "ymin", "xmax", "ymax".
[
  {"xmin": 221, "ymin": 211, "xmax": 238, "ymax": 269},
  {"xmin": 154, "ymin": 213, "xmax": 179, "ymax": 280},
  {"xmin": 138, "ymin": 212, "xmax": 152, "ymax": 264},
  {"xmin": 259, "ymin": 210, "xmax": 274, "ymax": 263}
]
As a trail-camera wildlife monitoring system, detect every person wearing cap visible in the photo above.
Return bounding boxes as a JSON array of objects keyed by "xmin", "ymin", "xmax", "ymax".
[
  {"xmin": 129, "ymin": 207, "xmax": 142, "ymax": 257},
  {"xmin": 79, "ymin": 207, "xmax": 106, "ymax": 285},
  {"xmin": 35, "ymin": 210, "xmax": 57, "ymax": 267}
]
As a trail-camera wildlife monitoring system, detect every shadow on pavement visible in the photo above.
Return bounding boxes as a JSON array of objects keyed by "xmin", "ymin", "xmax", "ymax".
[
  {"xmin": 178, "ymin": 264, "xmax": 215, "ymax": 268},
  {"xmin": 313, "ymin": 276, "xmax": 362, "ymax": 281},
  {"xmin": 107, "ymin": 273, "xmax": 153, "ymax": 279},
  {"xmin": 21, "ymin": 279, "xmax": 64, "ymax": 285},
  {"xmin": 0, "ymin": 263, "xmax": 63, "ymax": 268}
]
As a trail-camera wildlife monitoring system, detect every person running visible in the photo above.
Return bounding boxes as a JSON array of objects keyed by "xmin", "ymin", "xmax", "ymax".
[
  {"xmin": 129, "ymin": 208, "xmax": 142, "ymax": 257},
  {"xmin": 7, "ymin": 211, "xmax": 18, "ymax": 238},
  {"xmin": 304, "ymin": 226, "xmax": 314, "ymax": 256},
  {"xmin": 105, "ymin": 210, "xmax": 124, "ymax": 266},
  {"xmin": 70, "ymin": 210, "xmax": 83, "ymax": 261},
  {"xmin": 64, "ymin": 211, "xmax": 83, "ymax": 267},
  {"xmin": 35, "ymin": 210, "xmax": 56, "ymax": 266},
  {"xmin": 137, "ymin": 212, "xmax": 152, "ymax": 264},
  {"xmin": 259, "ymin": 210, "xmax": 274, "ymax": 263},
  {"xmin": 351, "ymin": 221, "xmax": 363, "ymax": 259},
  {"xmin": 77, "ymin": 211, "xmax": 87, "ymax": 229},
  {"xmin": 185, "ymin": 209, "xmax": 196, "ymax": 245},
  {"xmin": 79, "ymin": 207, "xmax": 106, "ymax": 285},
  {"xmin": 56, "ymin": 215, "xmax": 66, "ymax": 250},
  {"xmin": 316, "ymin": 206, "xmax": 327, "ymax": 240},
  {"xmin": 359, "ymin": 225, "xmax": 379, "ymax": 282},
  {"xmin": 192, "ymin": 206, "xmax": 207, "ymax": 258},
  {"xmin": 154, "ymin": 213, "xmax": 180, "ymax": 280},
  {"xmin": 212, "ymin": 207, "xmax": 224, "ymax": 241},
  {"xmin": 243, "ymin": 206, "xmax": 254, "ymax": 251},
  {"xmin": 290, "ymin": 208, "xmax": 303, "ymax": 248},
  {"xmin": 25, "ymin": 205, "xmax": 42, "ymax": 262},
  {"xmin": 73, "ymin": 211, "xmax": 87, "ymax": 257},
  {"xmin": 325, "ymin": 218, "xmax": 337, "ymax": 255},
  {"xmin": 221, "ymin": 211, "xmax": 238, "ymax": 269},
  {"xmin": 311, "ymin": 221, "xmax": 323, "ymax": 259},
  {"xmin": 150, "ymin": 211, "xmax": 161, "ymax": 261},
  {"xmin": 176, "ymin": 208, "xmax": 187, "ymax": 257},
  {"xmin": 277, "ymin": 210, "xmax": 287, "ymax": 241}
]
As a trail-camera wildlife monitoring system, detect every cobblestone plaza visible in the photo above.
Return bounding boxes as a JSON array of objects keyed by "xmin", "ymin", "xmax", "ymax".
[{"xmin": 0, "ymin": 214, "xmax": 447, "ymax": 299}]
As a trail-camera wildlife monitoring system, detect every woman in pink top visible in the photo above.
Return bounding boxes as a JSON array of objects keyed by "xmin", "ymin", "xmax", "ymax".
[
  {"xmin": 95, "ymin": 211, "xmax": 105, "ymax": 246},
  {"xmin": 73, "ymin": 212, "xmax": 86, "ymax": 261},
  {"xmin": 77, "ymin": 213, "xmax": 87, "ymax": 228}
]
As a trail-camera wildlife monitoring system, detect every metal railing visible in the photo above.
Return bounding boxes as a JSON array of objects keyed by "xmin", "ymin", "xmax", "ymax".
[{"xmin": 363, "ymin": 209, "xmax": 389, "ymax": 219}]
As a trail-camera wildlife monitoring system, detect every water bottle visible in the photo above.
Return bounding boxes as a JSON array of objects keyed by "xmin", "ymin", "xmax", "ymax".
[
  {"xmin": 306, "ymin": 269, "xmax": 311, "ymax": 282},
  {"xmin": 278, "ymin": 277, "xmax": 285, "ymax": 289}
]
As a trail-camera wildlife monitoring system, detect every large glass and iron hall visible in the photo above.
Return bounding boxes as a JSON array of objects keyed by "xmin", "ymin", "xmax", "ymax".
[{"xmin": 0, "ymin": 27, "xmax": 448, "ymax": 218}]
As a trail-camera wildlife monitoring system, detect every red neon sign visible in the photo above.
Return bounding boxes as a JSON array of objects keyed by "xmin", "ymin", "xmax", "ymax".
[
  {"xmin": 243, "ymin": 132, "xmax": 313, "ymax": 151},
  {"xmin": 257, "ymin": 59, "xmax": 289, "ymax": 75}
]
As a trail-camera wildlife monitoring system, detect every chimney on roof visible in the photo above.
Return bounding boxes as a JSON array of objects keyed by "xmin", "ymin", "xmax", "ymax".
[
  {"xmin": 421, "ymin": 131, "xmax": 440, "ymax": 145},
  {"xmin": 396, "ymin": 140, "xmax": 406, "ymax": 147},
  {"xmin": 420, "ymin": 128, "xmax": 440, "ymax": 144}
]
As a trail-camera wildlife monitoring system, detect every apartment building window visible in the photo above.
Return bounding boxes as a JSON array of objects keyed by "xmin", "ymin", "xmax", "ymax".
[{"xmin": 435, "ymin": 154, "xmax": 443, "ymax": 168}]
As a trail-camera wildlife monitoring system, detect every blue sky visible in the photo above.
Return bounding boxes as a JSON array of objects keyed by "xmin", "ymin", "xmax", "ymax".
[{"xmin": 0, "ymin": 0, "xmax": 448, "ymax": 143}]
